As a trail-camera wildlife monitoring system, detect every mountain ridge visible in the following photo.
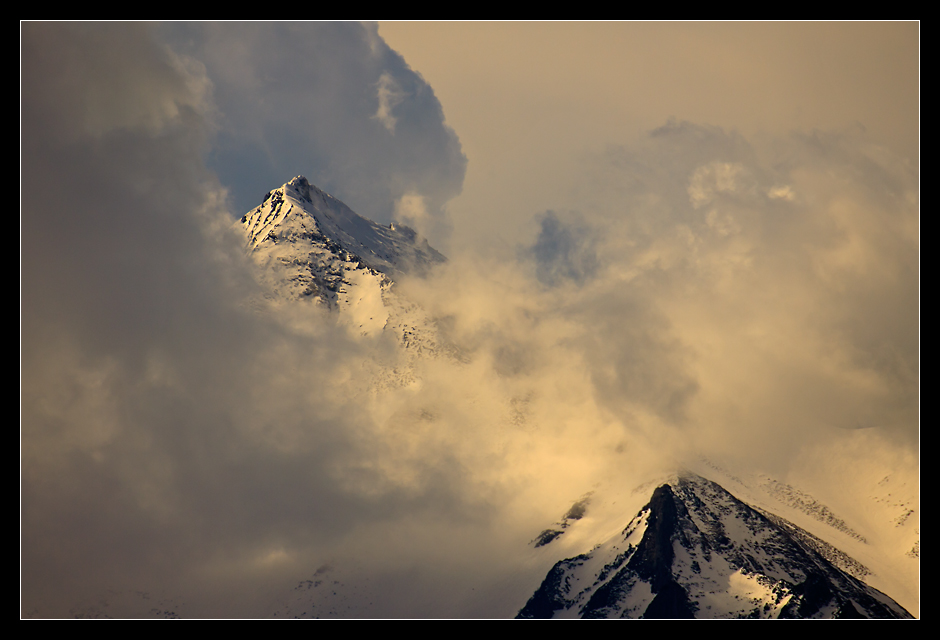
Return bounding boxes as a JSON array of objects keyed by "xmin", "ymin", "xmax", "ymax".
[
  {"xmin": 240, "ymin": 176, "xmax": 444, "ymax": 282},
  {"xmin": 231, "ymin": 179, "xmax": 916, "ymax": 619},
  {"xmin": 237, "ymin": 176, "xmax": 449, "ymax": 353},
  {"xmin": 516, "ymin": 473, "xmax": 912, "ymax": 619}
]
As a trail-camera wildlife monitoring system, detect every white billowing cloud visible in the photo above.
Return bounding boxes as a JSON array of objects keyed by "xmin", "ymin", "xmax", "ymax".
[
  {"xmin": 767, "ymin": 184, "xmax": 796, "ymax": 201},
  {"xmin": 393, "ymin": 191, "xmax": 429, "ymax": 232},
  {"xmin": 374, "ymin": 71, "xmax": 406, "ymax": 133},
  {"xmin": 687, "ymin": 160, "xmax": 749, "ymax": 209},
  {"xmin": 392, "ymin": 189, "xmax": 454, "ymax": 249},
  {"xmin": 545, "ymin": 121, "xmax": 918, "ymax": 468}
]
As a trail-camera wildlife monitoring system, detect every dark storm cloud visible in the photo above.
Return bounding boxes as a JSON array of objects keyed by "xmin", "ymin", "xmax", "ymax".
[
  {"xmin": 22, "ymin": 22, "xmax": 225, "ymax": 371},
  {"xmin": 21, "ymin": 22, "xmax": 471, "ymax": 618},
  {"xmin": 159, "ymin": 22, "xmax": 466, "ymax": 237}
]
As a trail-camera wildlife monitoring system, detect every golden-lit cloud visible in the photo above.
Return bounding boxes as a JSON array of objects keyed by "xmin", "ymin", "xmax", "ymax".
[{"xmin": 22, "ymin": 21, "xmax": 918, "ymax": 618}]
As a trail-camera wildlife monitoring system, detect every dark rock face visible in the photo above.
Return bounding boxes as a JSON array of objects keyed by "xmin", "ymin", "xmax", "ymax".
[
  {"xmin": 642, "ymin": 580, "xmax": 696, "ymax": 619},
  {"xmin": 629, "ymin": 485, "xmax": 682, "ymax": 590},
  {"xmin": 533, "ymin": 530, "xmax": 564, "ymax": 548},
  {"xmin": 517, "ymin": 474, "xmax": 913, "ymax": 619},
  {"xmin": 516, "ymin": 555, "xmax": 591, "ymax": 619},
  {"xmin": 527, "ymin": 494, "xmax": 594, "ymax": 549}
]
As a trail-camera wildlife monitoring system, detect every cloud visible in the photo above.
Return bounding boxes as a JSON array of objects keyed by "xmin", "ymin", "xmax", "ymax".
[
  {"xmin": 556, "ymin": 121, "xmax": 918, "ymax": 462},
  {"xmin": 21, "ymin": 21, "xmax": 467, "ymax": 617},
  {"xmin": 20, "ymin": 22, "xmax": 499, "ymax": 620},
  {"xmin": 393, "ymin": 191, "xmax": 430, "ymax": 235},
  {"xmin": 526, "ymin": 210, "xmax": 599, "ymax": 287},
  {"xmin": 21, "ymin": 23, "xmax": 917, "ymax": 619},
  {"xmin": 374, "ymin": 71, "xmax": 406, "ymax": 133},
  {"xmin": 159, "ymin": 22, "xmax": 466, "ymax": 233}
]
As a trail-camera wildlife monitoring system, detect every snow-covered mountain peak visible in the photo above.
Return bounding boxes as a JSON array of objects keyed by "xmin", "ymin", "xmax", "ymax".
[
  {"xmin": 284, "ymin": 174, "xmax": 314, "ymax": 197},
  {"xmin": 243, "ymin": 176, "xmax": 444, "ymax": 280},
  {"xmin": 517, "ymin": 472, "xmax": 913, "ymax": 619},
  {"xmin": 236, "ymin": 177, "xmax": 452, "ymax": 375}
]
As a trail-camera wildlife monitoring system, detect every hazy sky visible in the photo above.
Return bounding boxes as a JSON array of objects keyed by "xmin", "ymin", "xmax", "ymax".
[{"xmin": 21, "ymin": 21, "xmax": 918, "ymax": 618}]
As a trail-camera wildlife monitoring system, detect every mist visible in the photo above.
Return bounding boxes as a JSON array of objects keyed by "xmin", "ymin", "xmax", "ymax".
[{"xmin": 21, "ymin": 22, "xmax": 917, "ymax": 617}]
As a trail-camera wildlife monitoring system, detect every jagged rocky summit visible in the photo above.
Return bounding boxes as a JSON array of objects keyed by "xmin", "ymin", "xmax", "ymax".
[
  {"xmin": 237, "ymin": 177, "xmax": 448, "ymax": 357},
  {"xmin": 239, "ymin": 175, "xmax": 443, "ymax": 302},
  {"xmin": 517, "ymin": 473, "xmax": 912, "ymax": 619}
]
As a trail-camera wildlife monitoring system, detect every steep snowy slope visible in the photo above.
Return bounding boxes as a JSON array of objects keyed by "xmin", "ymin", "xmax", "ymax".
[
  {"xmin": 232, "ymin": 178, "xmax": 916, "ymax": 620},
  {"xmin": 237, "ymin": 176, "xmax": 449, "ymax": 359},
  {"xmin": 241, "ymin": 176, "xmax": 444, "ymax": 280},
  {"xmin": 517, "ymin": 473, "xmax": 913, "ymax": 619}
]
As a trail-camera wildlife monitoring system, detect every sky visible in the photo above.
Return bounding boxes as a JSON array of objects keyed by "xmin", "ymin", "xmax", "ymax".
[{"xmin": 21, "ymin": 22, "xmax": 918, "ymax": 618}]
